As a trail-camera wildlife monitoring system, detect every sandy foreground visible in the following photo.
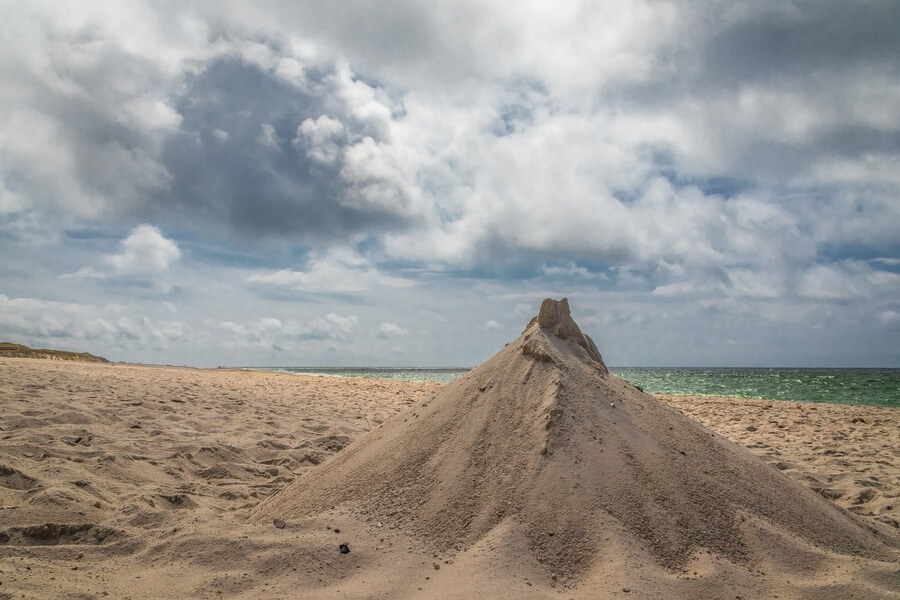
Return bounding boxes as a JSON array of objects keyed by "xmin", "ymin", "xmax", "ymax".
[{"xmin": 0, "ymin": 357, "xmax": 897, "ymax": 599}]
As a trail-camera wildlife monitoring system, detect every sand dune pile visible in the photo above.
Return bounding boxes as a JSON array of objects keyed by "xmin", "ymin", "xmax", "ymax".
[{"xmin": 258, "ymin": 298, "xmax": 897, "ymax": 589}]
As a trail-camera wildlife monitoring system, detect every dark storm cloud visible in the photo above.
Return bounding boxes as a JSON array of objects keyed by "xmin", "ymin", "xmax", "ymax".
[
  {"xmin": 217, "ymin": 1, "xmax": 482, "ymax": 85},
  {"xmin": 588, "ymin": 2, "xmax": 900, "ymax": 199},
  {"xmin": 162, "ymin": 60, "xmax": 334, "ymax": 237},
  {"xmin": 137, "ymin": 57, "xmax": 419, "ymax": 240},
  {"xmin": 703, "ymin": 1, "xmax": 900, "ymax": 85},
  {"xmin": 0, "ymin": 29, "xmax": 172, "ymax": 211},
  {"xmin": 2, "ymin": 10, "xmax": 421, "ymax": 244}
]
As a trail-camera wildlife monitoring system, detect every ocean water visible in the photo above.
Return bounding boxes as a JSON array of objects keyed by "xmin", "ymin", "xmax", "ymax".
[
  {"xmin": 610, "ymin": 368, "xmax": 899, "ymax": 408},
  {"xmin": 260, "ymin": 366, "xmax": 900, "ymax": 408}
]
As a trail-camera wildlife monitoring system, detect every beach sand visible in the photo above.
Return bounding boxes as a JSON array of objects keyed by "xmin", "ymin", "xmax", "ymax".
[
  {"xmin": 658, "ymin": 394, "xmax": 898, "ymax": 534},
  {"xmin": 1, "ymin": 357, "xmax": 897, "ymax": 598}
]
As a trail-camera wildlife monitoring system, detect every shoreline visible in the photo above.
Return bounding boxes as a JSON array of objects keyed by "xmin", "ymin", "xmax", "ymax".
[
  {"xmin": 6, "ymin": 356, "xmax": 898, "ymax": 408},
  {"xmin": 20, "ymin": 357, "xmax": 897, "ymax": 407}
]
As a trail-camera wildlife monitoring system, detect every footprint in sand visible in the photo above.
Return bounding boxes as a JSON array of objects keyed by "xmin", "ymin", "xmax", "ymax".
[
  {"xmin": 0, "ymin": 464, "xmax": 41, "ymax": 490},
  {"xmin": 0, "ymin": 523, "xmax": 124, "ymax": 546},
  {"xmin": 854, "ymin": 488, "xmax": 877, "ymax": 505}
]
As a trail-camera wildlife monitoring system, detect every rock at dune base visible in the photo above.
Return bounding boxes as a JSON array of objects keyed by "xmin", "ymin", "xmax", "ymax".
[{"xmin": 254, "ymin": 298, "xmax": 896, "ymax": 586}]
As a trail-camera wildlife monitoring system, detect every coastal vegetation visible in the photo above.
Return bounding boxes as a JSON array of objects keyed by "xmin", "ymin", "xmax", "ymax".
[{"xmin": 0, "ymin": 341, "xmax": 108, "ymax": 363}]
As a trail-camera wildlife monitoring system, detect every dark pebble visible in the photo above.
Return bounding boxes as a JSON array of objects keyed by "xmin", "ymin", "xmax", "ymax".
[
  {"xmin": 339, "ymin": 544, "xmax": 350, "ymax": 554},
  {"xmin": 273, "ymin": 519, "xmax": 285, "ymax": 529}
]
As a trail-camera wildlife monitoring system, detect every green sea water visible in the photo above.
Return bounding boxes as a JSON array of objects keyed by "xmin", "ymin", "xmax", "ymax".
[
  {"xmin": 610, "ymin": 368, "xmax": 899, "ymax": 408},
  {"xmin": 263, "ymin": 367, "xmax": 900, "ymax": 408}
]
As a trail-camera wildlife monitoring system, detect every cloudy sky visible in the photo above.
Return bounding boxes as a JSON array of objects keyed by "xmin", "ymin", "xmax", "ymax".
[{"xmin": 2, "ymin": 1, "xmax": 898, "ymax": 367}]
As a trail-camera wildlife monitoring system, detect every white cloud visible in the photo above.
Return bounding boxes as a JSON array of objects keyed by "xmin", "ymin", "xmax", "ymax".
[
  {"xmin": 239, "ymin": 40, "xmax": 279, "ymax": 71},
  {"xmin": 795, "ymin": 264, "xmax": 869, "ymax": 301},
  {"xmin": 60, "ymin": 225, "xmax": 180, "ymax": 293},
  {"xmin": 484, "ymin": 320, "xmax": 501, "ymax": 329},
  {"xmin": 651, "ymin": 281, "xmax": 705, "ymax": 298},
  {"xmin": 61, "ymin": 266, "xmax": 109, "ymax": 281},
  {"xmin": 867, "ymin": 270, "xmax": 900, "ymax": 287},
  {"xmin": 0, "ymin": 186, "xmax": 28, "ymax": 216},
  {"xmin": 339, "ymin": 136, "xmax": 419, "ymax": 215},
  {"xmin": 295, "ymin": 115, "xmax": 345, "ymax": 165},
  {"xmin": 258, "ymin": 123, "xmax": 279, "ymax": 148},
  {"xmin": 121, "ymin": 96, "xmax": 182, "ymax": 134},
  {"xmin": 542, "ymin": 263, "xmax": 608, "ymax": 280},
  {"xmin": 105, "ymin": 224, "xmax": 180, "ymax": 276},
  {"xmin": 246, "ymin": 248, "xmax": 414, "ymax": 295},
  {"xmin": 0, "ymin": 293, "xmax": 187, "ymax": 351},
  {"xmin": 879, "ymin": 310, "xmax": 899, "ymax": 326},
  {"xmin": 512, "ymin": 303, "xmax": 534, "ymax": 318},
  {"xmin": 308, "ymin": 313, "xmax": 359, "ymax": 340},
  {"xmin": 274, "ymin": 56, "xmax": 308, "ymax": 88},
  {"xmin": 725, "ymin": 269, "xmax": 784, "ymax": 300},
  {"xmin": 797, "ymin": 154, "xmax": 900, "ymax": 188},
  {"xmin": 218, "ymin": 312, "xmax": 359, "ymax": 349},
  {"xmin": 377, "ymin": 322, "xmax": 409, "ymax": 338}
]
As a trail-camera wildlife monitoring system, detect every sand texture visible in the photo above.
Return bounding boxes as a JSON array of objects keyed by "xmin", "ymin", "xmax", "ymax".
[
  {"xmin": 0, "ymin": 359, "xmax": 437, "ymax": 598},
  {"xmin": 659, "ymin": 394, "xmax": 899, "ymax": 534},
  {"xmin": 0, "ymin": 304, "xmax": 897, "ymax": 598}
]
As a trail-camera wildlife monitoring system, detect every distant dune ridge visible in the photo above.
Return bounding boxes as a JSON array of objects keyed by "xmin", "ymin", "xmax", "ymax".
[
  {"xmin": 257, "ymin": 298, "xmax": 897, "ymax": 592},
  {"xmin": 0, "ymin": 341, "xmax": 108, "ymax": 363}
]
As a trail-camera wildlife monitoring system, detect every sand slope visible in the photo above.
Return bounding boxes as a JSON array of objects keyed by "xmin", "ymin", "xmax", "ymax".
[
  {"xmin": 662, "ymin": 394, "xmax": 900, "ymax": 534},
  {"xmin": 257, "ymin": 299, "xmax": 899, "ymax": 598}
]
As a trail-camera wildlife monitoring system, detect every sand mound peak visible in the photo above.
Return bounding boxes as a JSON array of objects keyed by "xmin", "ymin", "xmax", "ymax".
[
  {"xmin": 256, "ymin": 299, "xmax": 895, "ymax": 582},
  {"xmin": 524, "ymin": 297, "xmax": 607, "ymax": 372}
]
